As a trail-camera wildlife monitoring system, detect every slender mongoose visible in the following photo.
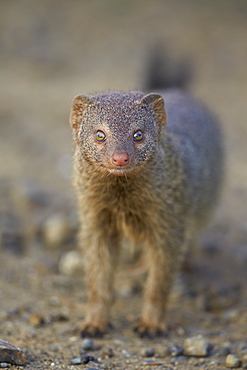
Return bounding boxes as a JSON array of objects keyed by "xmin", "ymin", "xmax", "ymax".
[{"xmin": 70, "ymin": 87, "xmax": 223, "ymax": 337}]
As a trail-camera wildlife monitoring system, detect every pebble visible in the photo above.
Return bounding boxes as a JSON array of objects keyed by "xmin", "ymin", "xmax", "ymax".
[
  {"xmin": 183, "ymin": 335, "xmax": 211, "ymax": 357},
  {"xmin": 103, "ymin": 348, "xmax": 114, "ymax": 358},
  {"xmin": 81, "ymin": 355, "xmax": 96, "ymax": 364},
  {"xmin": 167, "ymin": 344, "xmax": 184, "ymax": 356},
  {"xmin": 141, "ymin": 347, "xmax": 155, "ymax": 357},
  {"xmin": 42, "ymin": 213, "xmax": 72, "ymax": 248},
  {"xmin": 82, "ymin": 339, "xmax": 95, "ymax": 351},
  {"xmin": 58, "ymin": 251, "xmax": 83, "ymax": 276},
  {"xmin": 122, "ymin": 349, "xmax": 131, "ymax": 358},
  {"xmin": 225, "ymin": 354, "xmax": 241, "ymax": 368},
  {"xmin": 102, "ymin": 348, "xmax": 115, "ymax": 359},
  {"xmin": 0, "ymin": 339, "xmax": 26, "ymax": 365},
  {"xmin": 70, "ymin": 357, "xmax": 82, "ymax": 365},
  {"xmin": 70, "ymin": 355, "xmax": 96, "ymax": 365}
]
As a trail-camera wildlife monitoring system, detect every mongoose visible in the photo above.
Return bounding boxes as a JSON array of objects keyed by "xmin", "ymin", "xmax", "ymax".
[{"xmin": 70, "ymin": 89, "xmax": 223, "ymax": 337}]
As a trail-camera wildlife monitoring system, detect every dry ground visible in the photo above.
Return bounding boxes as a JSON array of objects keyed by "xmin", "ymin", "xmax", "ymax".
[{"xmin": 0, "ymin": 1, "xmax": 247, "ymax": 369}]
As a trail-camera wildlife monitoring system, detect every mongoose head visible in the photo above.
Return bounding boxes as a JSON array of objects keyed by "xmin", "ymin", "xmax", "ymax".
[{"xmin": 70, "ymin": 92, "xmax": 166, "ymax": 176}]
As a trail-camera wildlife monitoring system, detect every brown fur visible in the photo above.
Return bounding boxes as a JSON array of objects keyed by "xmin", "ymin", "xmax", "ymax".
[{"xmin": 70, "ymin": 90, "xmax": 223, "ymax": 337}]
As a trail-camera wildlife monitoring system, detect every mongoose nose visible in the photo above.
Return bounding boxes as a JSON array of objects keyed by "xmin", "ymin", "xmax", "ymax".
[{"xmin": 112, "ymin": 151, "xmax": 129, "ymax": 167}]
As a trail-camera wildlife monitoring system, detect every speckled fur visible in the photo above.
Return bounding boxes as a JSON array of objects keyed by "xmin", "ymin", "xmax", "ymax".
[{"xmin": 70, "ymin": 90, "xmax": 223, "ymax": 337}]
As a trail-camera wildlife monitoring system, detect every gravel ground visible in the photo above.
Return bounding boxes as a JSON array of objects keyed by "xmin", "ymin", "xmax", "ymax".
[{"xmin": 0, "ymin": 1, "xmax": 247, "ymax": 369}]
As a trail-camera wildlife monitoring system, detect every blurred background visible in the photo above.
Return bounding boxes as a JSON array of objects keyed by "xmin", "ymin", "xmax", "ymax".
[
  {"xmin": 0, "ymin": 0, "xmax": 247, "ymax": 278},
  {"xmin": 0, "ymin": 2, "xmax": 247, "ymax": 362}
]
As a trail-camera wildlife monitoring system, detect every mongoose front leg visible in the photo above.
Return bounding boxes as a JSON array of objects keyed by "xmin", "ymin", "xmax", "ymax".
[
  {"xmin": 79, "ymin": 231, "xmax": 120, "ymax": 337},
  {"xmin": 134, "ymin": 237, "xmax": 180, "ymax": 338}
]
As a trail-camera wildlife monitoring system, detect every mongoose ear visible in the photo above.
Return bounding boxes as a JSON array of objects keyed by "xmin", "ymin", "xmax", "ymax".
[
  {"xmin": 141, "ymin": 93, "xmax": 167, "ymax": 126},
  {"xmin": 70, "ymin": 95, "xmax": 94, "ymax": 133}
]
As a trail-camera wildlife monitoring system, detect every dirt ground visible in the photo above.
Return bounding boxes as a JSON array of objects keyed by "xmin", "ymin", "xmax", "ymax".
[{"xmin": 0, "ymin": 1, "xmax": 247, "ymax": 369}]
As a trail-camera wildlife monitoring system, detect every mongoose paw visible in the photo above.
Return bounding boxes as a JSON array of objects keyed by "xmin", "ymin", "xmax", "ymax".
[
  {"xmin": 80, "ymin": 324, "xmax": 105, "ymax": 338},
  {"xmin": 78, "ymin": 321, "xmax": 113, "ymax": 338},
  {"xmin": 133, "ymin": 322, "xmax": 165, "ymax": 338}
]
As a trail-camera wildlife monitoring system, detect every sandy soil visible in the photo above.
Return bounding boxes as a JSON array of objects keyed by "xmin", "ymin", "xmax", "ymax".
[{"xmin": 0, "ymin": 1, "xmax": 247, "ymax": 369}]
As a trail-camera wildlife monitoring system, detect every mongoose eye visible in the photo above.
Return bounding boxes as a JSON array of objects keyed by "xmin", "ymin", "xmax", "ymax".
[
  {"xmin": 133, "ymin": 130, "xmax": 144, "ymax": 142},
  {"xmin": 95, "ymin": 130, "xmax": 106, "ymax": 142}
]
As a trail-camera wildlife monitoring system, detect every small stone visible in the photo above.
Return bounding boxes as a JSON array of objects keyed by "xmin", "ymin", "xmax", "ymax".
[
  {"xmin": 58, "ymin": 251, "xmax": 83, "ymax": 276},
  {"xmin": 0, "ymin": 339, "xmax": 26, "ymax": 365},
  {"xmin": 141, "ymin": 347, "xmax": 155, "ymax": 357},
  {"xmin": 81, "ymin": 355, "xmax": 96, "ymax": 364},
  {"xmin": 82, "ymin": 339, "xmax": 95, "ymax": 351},
  {"xmin": 184, "ymin": 335, "xmax": 211, "ymax": 357},
  {"xmin": 70, "ymin": 357, "xmax": 82, "ymax": 365},
  {"xmin": 225, "ymin": 354, "xmax": 241, "ymax": 368},
  {"xmin": 209, "ymin": 360, "xmax": 218, "ymax": 366},
  {"xmin": 42, "ymin": 214, "xmax": 72, "ymax": 248},
  {"xmin": 167, "ymin": 344, "xmax": 184, "ymax": 356},
  {"xmin": 122, "ymin": 349, "xmax": 131, "ymax": 358},
  {"xmin": 104, "ymin": 348, "xmax": 114, "ymax": 357}
]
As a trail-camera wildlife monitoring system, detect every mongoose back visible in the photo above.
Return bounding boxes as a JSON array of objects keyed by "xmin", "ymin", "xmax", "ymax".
[{"xmin": 70, "ymin": 89, "xmax": 223, "ymax": 337}]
